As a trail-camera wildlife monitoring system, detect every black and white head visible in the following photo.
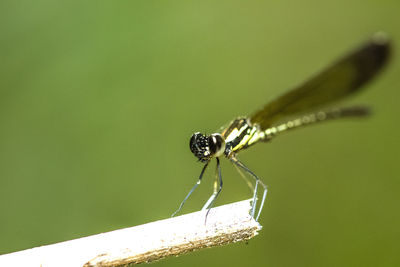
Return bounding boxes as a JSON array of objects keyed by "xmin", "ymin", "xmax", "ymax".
[{"xmin": 189, "ymin": 132, "xmax": 226, "ymax": 162}]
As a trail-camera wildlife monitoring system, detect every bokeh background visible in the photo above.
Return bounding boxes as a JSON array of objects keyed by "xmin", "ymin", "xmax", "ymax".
[{"xmin": 1, "ymin": 1, "xmax": 399, "ymax": 266}]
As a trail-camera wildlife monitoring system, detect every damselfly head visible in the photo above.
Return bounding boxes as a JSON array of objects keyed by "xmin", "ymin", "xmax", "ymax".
[{"xmin": 189, "ymin": 132, "xmax": 226, "ymax": 162}]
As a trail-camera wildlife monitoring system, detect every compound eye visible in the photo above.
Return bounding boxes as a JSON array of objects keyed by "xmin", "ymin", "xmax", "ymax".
[
  {"xmin": 189, "ymin": 132, "xmax": 211, "ymax": 162},
  {"xmin": 208, "ymin": 134, "xmax": 226, "ymax": 157},
  {"xmin": 189, "ymin": 133, "xmax": 198, "ymax": 154}
]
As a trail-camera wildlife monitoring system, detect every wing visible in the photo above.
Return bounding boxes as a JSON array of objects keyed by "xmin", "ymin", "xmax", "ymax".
[{"xmin": 250, "ymin": 32, "xmax": 391, "ymax": 130}]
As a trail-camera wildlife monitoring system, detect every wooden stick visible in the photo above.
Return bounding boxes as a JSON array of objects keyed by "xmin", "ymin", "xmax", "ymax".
[{"xmin": 0, "ymin": 199, "xmax": 262, "ymax": 267}]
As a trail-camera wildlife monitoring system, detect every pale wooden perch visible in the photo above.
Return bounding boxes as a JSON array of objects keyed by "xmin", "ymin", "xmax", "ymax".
[{"xmin": 0, "ymin": 199, "xmax": 262, "ymax": 267}]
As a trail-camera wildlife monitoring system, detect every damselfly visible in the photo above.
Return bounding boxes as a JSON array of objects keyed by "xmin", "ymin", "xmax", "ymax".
[{"xmin": 172, "ymin": 32, "xmax": 390, "ymax": 221}]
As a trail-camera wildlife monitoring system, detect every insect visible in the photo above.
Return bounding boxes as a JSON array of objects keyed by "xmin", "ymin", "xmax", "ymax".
[{"xmin": 172, "ymin": 32, "xmax": 391, "ymax": 221}]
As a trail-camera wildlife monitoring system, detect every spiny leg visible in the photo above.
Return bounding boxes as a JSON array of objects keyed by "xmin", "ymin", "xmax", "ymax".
[
  {"xmin": 171, "ymin": 161, "xmax": 209, "ymax": 217},
  {"xmin": 229, "ymin": 157, "xmax": 257, "ymax": 217},
  {"xmin": 201, "ymin": 158, "xmax": 223, "ymax": 223},
  {"xmin": 233, "ymin": 162, "xmax": 254, "ymax": 193},
  {"xmin": 201, "ymin": 165, "xmax": 219, "ymax": 210},
  {"xmin": 230, "ymin": 156, "xmax": 267, "ymax": 221}
]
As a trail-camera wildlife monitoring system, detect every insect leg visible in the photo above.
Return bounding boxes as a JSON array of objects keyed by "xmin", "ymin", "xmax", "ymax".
[
  {"xmin": 201, "ymin": 158, "xmax": 223, "ymax": 223},
  {"xmin": 201, "ymin": 158, "xmax": 222, "ymax": 210},
  {"xmin": 171, "ymin": 161, "xmax": 209, "ymax": 217},
  {"xmin": 230, "ymin": 156, "xmax": 267, "ymax": 221},
  {"xmin": 233, "ymin": 162, "xmax": 254, "ymax": 193},
  {"xmin": 201, "ymin": 173, "xmax": 218, "ymax": 210}
]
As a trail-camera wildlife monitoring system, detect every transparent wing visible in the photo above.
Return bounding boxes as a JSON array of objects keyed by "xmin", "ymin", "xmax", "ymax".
[{"xmin": 250, "ymin": 32, "xmax": 391, "ymax": 130}]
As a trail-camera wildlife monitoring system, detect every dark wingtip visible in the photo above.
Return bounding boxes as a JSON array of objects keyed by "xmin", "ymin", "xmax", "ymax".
[
  {"xmin": 352, "ymin": 32, "xmax": 391, "ymax": 88},
  {"xmin": 369, "ymin": 31, "xmax": 391, "ymax": 67}
]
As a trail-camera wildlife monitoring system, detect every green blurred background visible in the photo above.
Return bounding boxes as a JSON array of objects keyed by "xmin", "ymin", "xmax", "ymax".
[{"xmin": 1, "ymin": 1, "xmax": 399, "ymax": 266}]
